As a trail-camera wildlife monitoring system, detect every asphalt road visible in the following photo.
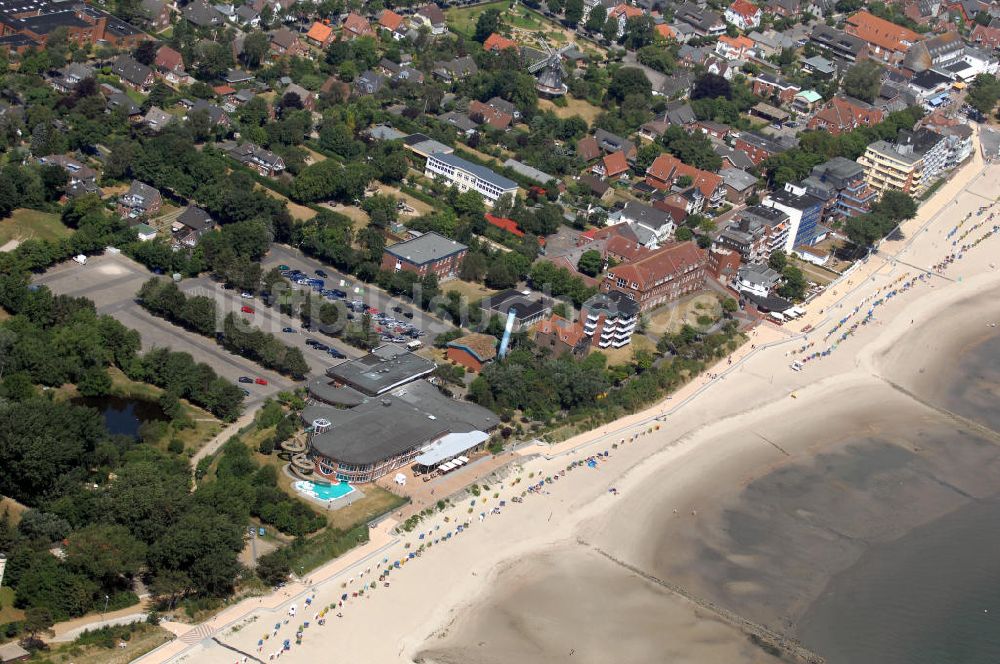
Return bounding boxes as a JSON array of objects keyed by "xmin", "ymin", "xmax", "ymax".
[{"xmin": 32, "ymin": 253, "xmax": 296, "ymax": 406}]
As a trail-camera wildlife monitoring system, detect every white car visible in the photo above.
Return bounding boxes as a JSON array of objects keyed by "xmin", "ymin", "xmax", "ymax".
[{"xmin": 240, "ymin": 292, "xmax": 254, "ymax": 299}]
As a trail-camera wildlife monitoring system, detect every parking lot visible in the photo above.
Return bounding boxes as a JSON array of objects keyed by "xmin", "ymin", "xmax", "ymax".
[
  {"xmin": 32, "ymin": 253, "xmax": 296, "ymax": 405},
  {"xmin": 177, "ymin": 276, "xmax": 360, "ymax": 375},
  {"xmin": 263, "ymin": 244, "xmax": 459, "ymax": 337}
]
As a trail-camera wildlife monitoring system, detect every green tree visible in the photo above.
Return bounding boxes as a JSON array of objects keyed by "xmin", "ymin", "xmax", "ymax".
[
  {"xmin": 966, "ymin": 73, "xmax": 1000, "ymax": 116},
  {"xmin": 474, "ymin": 8, "xmax": 502, "ymax": 42},
  {"xmin": 576, "ymin": 249, "xmax": 603, "ymax": 276},
  {"xmin": 23, "ymin": 606, "xmax": 55, "ymax": 640},
  {"xmin": 64, "ymin": 524, "xmax": 147, "ymax": 588},
  {"xmin": 585, "ymin": 4, "xmax": 607, "ymax": 32},
  {"xmin": 768, "ymin": 250, "xmax": 787, "ymax": 272},
  {"xmin": 565, "ymin": 0, "xmax": 584, "ymax": 25},
  {"xmin": 242, "ymin": 30, "xmax": 270, "ymax": 68},
  {"xmin": 842, "ymin": 60, "xmax": 883, "ymax": 103},
  {"xmin": 608, "ymin": 67, "xmax": 651, "ymax": 102},
  {"xmin": 256, "ymin": 550, "xmax": 291, "ymax": 586},
  {"xmin": 778, "ymin": 265, "xmax": 807, "ymax": 300}
]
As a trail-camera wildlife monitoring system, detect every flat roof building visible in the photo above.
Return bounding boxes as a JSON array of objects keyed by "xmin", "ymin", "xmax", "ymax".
[
  {"xmin": 381, "ymin": 231, "xmax": 468, "ymax": 281},
  {"xmin": 761, "ymin": 183, "xmax": 826, "ymax": 252},
  {"xmin": 324, "ymin": 343, "xmax": 436, "ymax": 396},
  {"xmin": 481, "ymin": 289, "xmax": 551, "ymax": 331},
  {"xmin": 301, "ymin": 377, "xmax": 498, "ymax": 482}
]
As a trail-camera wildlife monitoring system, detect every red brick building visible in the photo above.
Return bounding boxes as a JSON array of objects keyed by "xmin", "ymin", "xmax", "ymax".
[
  {"xmin": 534, "ymin": 315, "xmax": 590, "ymax": 358},
  {"xmin": 645, "ymin": 154, "xmax": 725, "ymax": 207},
  {"xmin": 707, "ymin": 246, "xmax": 741, "ymax": 281},
  {"xmin": 381, "ymin": 232, "xmax": 468, "ymax": 281},
  {"xmin": 844, "ymin": 10, "xmax": 921, "ymax": 64},
  {"xmin": 446, "ymin": 333, "xmax": 498, "ymax": 372},
  {"xmin": 751, "ymin": 73, "xmax": 801, "ymax": 105},
  {"xmin": 806, "ymin": 96, "xmax": 884, "ymax": 135},
  {"xmin": 601, "ymin": 242, "xmax": 708, "ymax": 312}
]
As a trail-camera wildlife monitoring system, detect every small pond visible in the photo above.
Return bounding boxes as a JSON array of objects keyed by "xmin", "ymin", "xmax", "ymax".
[{"xmin": 72, "ymin": 396, "xmax": 167, "ymax": 439}]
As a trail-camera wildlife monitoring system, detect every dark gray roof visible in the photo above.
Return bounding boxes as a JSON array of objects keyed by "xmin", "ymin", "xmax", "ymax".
[
  {"xmin": 738, "ymin": 206, "xmax": 787, "ymax": 228},
  {"xmin": 306, "ymin": 377, "xmax": 366, "ymax": 406},
  {"xmin": 325, "ymin": 343, "xmax": 436, "ymax": 396},
  {"xmin": 308, "ymin": 397, "xmax": 450, "ymax": 465},
  {"xmin": 384, "ymin": 231, "xmax": 468, "ymax": 267},
  {"xmin": 391, "ymin": 379, "xmax": 498, "ymax": 432},
  {"xmin": 664, "ymin": 101, "xmax": 696, "ymax": 126},
  {"xmin": 107, "ymin": 92, "xmax": 141, "ymax": 115},
  {"xmin": 177, "ymin": 206, "xmax": 213, "ymax": 230},
  {"xmin": 582, "ymin": 290, "xmax": 640, "ymax": 319},
  {"xmin": 188, "ymin": 99, "xmax": 228, "ymax": 125},
  {"xmin": 111, "ymin": 54, "xmax": 152, "ymax": 87},
  {"xmin": 809, "ymin": 157, "xmax": 863, "ymax": 187},
  {"xmin": 482, "ymin": 289, "xmax": 549, "ymax": 320},
  {"xmin": 621, "ymin": 201, "xmax": 673, "ymax": 229},
  {"xmin": 182, "ymin": 0, "xmax": 221, "ymax": 26},
  {"xmin": 720, "ymin": 168, "xmax": 757, "ymax": 191}
]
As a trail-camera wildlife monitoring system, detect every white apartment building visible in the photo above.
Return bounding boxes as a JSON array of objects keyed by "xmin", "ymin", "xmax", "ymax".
[{"xmin": 425, "ymin": 152, "xmax": 518, "ymax": 206}]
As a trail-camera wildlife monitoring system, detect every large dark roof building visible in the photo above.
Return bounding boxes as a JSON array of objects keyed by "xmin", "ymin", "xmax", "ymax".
[
  {"xmin": 481, "ymin": 289, "xmax": 551, "ymax": 331},
  {"xmin": 324, "ymin": 343, "xmax": 436, "ymax": 396}
]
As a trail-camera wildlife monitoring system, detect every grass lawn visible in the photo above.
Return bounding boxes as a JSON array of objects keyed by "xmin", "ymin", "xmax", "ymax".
[
  {"xmin": 0, "ymin": 586, "xmax": 25, "ymax": 624},
  {"xmin": 377, "ymin": 183, "xmax": 433, "ymax": 216},
  {"xmin": 303, "ymin": 147, "xmax": 327, "ymax": 164},
  {"xmin": 43, "ymin": 625, "xmax": 173, "ymax": 664},
  {"xmin": 508, "ymin": 8, "xmax": 545, "ymax": 29},
  {"xmin": 538, "ymin": 96, "xmax": 604, "ymax": 125},
  {"xmin": 443, "ymin": 279, "xmax": 497, "ymax": 305},
  {"xmin": 596, "ymin": 333, "xmax": 655, "ymax": 366},
  {"xmin": 0, "ymin": 208, "xmax": 72, "ymax": 247},
  {"xmin": 446, "ymin": 0, "xmax": 509, "ymax": 36},
  {"xmin": 257, "ymin": 185, "xmax": 317, "ymax": 221},
  {"xmin": 645, "ymin": 292, "xmax": 724, "ymax": 336},
  {"xmin": 320, "ymin": 202, "xmax": 369, "ymax": 232}
]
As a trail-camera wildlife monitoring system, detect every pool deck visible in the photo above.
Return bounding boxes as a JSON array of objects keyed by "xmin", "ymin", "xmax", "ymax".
[{"xmin": 285, "ymin": 466, "xmax": 366, "ymax": 511}]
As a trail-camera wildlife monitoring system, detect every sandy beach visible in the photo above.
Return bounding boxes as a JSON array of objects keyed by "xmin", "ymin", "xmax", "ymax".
[{"xmin": 146, "ymin": 143, "xmax": 1000, "ymax": 664}]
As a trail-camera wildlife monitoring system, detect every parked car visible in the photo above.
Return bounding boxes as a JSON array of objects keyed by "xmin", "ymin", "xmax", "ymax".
[
  {"xmin": 240, "ymin": 292, "xmax": 254, "ymax": 299},
  {"xmin": 314, "ymin": 343, "xmax": 329, "ymax": 351},
  {"xmin": 305, "ymin": 338, "xmax": 319, "ymax": 346},
  {"xmin": 328, "ymin": 348, "xmax": 346, "ymax": 359},
  {"xmin": 278, "ymin": 264, "xmax": 290, "ymax": 271},
  {"xmin": 241, "ymin": 305, "xmax": 255, "ymax": 314},
  {"xmin": 240, "ymin": 388, "xmax": 251, "ymax": 396},
  {"xmin": 315, "ymin": 269, "xmax": 327, "ymax": 277},
  {"xmin": 238, "ymin": 376, "xmax": 253, "ymax": 383},
  {"xmin": 392, "ymin": 305, "xmax": 403, "ymax": 313},
  {"xmin": 254, "ymin": 377, "xmax": 268, "ymax": 385},
  {"xmin": 282, "ymin": 327, "xmax": 297, "ymax": 333},
  {"xmin": 332, "ymin": 289, "xmax": 347, "ymax": 298},
  {"xmin": 403, "ymin": 311, "xmax": 414, "ymax": 319}
]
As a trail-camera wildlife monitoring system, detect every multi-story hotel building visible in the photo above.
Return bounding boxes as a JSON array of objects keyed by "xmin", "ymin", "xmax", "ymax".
[
  {"xmin": 858, "ymin": 128, "xmax": 947, "ymax": 197},
  {"xmin": 425, "ymin": 152, "xmax": 518, "ymax": 206},
  {"xmin": 581, "ymin": 291, "xmax": 640, "ymax": 349}
]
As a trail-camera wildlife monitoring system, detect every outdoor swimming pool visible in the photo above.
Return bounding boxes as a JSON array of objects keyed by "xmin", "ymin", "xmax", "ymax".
[{"xmin": 293, "ymin": 480, "xmax": 354, "ymax": 502}]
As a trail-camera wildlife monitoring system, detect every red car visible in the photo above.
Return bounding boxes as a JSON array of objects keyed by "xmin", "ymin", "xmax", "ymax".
[
  {"xmin": 254, "ymin": 377, "xmax": 268, "ymax": 386},
  {"xmin": 241, "ymin": 305, "xmax": 255, "ymax": 314}
]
